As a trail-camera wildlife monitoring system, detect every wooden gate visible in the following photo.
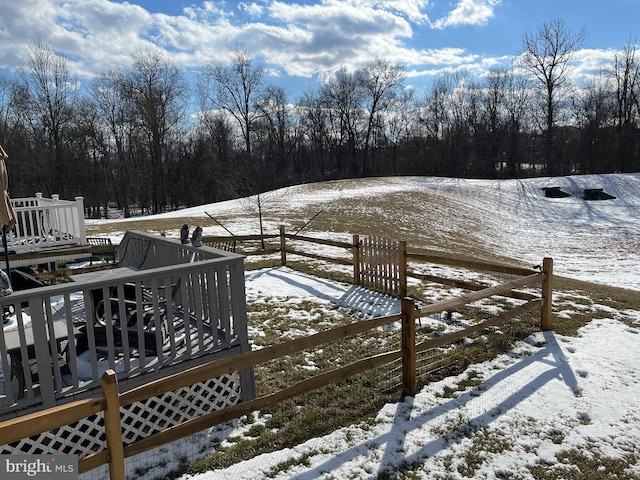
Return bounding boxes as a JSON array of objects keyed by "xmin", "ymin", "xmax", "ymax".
[{"xmin": 356, "ymin": 236, "xmax": 406, "ymax": 297}]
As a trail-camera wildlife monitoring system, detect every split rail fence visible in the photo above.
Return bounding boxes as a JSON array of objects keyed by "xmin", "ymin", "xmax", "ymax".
[
  {"xmin": 0, "ymin": 228, "xmax": 554, "ymax": 479},
  {"xmin": 207, "ymin": 227, "xmax": 545, "ymax": 306}
]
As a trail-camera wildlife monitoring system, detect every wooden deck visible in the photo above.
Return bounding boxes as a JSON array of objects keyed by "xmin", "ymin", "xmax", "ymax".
[
  {"xmin": 1, "ymin": 193, "xmax": 90, "ymax": 269},
  {"xmin": 0, "ymin": 231, "xmax": 255, "ymax": 420},
  {"xmin": 3, "ymin": 294, "xmax": 230, "ymax": 400}
]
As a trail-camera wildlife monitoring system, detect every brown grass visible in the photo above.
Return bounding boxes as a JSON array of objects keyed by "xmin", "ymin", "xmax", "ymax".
[
  {"xmin": 85, "ymin": 180, "xmax": 639, "ymax": 326},
  {"xmin": 82, "ymin": 180, "xmax": 640, "ymax": 479}
]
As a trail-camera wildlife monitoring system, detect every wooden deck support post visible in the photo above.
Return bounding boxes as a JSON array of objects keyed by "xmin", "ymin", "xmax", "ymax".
[
  {"xmin": 541, "ymin": 257, "xmax": 553, "ymax": 331},
  {"xmin": 401, "ymin": 297, "xmax": 417, "ymax": 398},
  {"xmin": 102, "ymin": 370, "xmax": 125, "ymax": 480},
  {"xmin": 352, "ymin": 234, "xmax": 360, "ymax": 286},
  {"xmin": 280, "ymin": 225, "xmax": 287, "ymax": 266}
]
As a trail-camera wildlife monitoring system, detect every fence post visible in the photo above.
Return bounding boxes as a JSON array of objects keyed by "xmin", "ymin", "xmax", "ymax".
[
  {"xmin": 541, "ymin": 257, "xmax": 553, "ymax": 331},
  {"xmin": 401, "ymin": 297, "xmax": 417, "ymax": 398},
  {"xmin": 352, "ymin": 234, "xmax": 360, "ymax": 286},
  {"xmin": 280, "ymin": 225, "xmax": 287, "ymax": 266},
  {"xmin": 398, "ymin": 240, "xmax": 407, "ymax": 298},
  {"xmin": 102, "ymin": 369, "xmax": 126, "ymax": 480}
]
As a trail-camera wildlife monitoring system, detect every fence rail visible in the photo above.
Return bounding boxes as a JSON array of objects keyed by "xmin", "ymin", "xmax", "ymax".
[
  {"xmin": 218, "ymin": 227, "xmax": 539, "ymax": 299},
  {"xmin": 0, "ymin": 229, "xmax": 553, "ymax": 480},
  {"xmin": 0, "ymin": 246, "xmax": 552, "ymax": 479}
]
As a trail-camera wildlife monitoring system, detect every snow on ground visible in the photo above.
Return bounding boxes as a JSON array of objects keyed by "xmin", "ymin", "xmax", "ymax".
[
  {"xmin": 177, "ymin": 267, "xmax": 640, "ymax": 480},
  {"xmin": 245, "ymin": 267, "xmax": 402, "ymax": 319},
  {"xmin": 83, "ymin": 174, "xmax": 640, "ymax": 478},
  {"xmin": 88, "ymin": 173, "xmax": 640, "ymax": 291}
]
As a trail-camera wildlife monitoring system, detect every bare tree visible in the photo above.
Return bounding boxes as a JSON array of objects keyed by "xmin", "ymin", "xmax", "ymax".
[
  {"xmin": 421, "ymin": 75, "xmax": 449, "ymax": 138},
  {"xmin": 482, "ymin": 67, "xmax": 509, "ymax": 176},
  {"xmin": 571, "ymin": 72, "xmax": 614, "ymax": 173},
  {"xmin": 448, "ymin": 70, "xmax": 481, "ymax": 176},
  {"xmin": 612, "ymin": 38, "xmax": 640, "ymax": 129},
  {"xmin": 0, "ymin": 76, "xmax": 40, "ymax": 195},
  {"xmin": 502, "ymin": 67, "xmax": 533, "ymax": 177},
  {"xmin": 19, "ymin": 40, "xmax": 80, "ymax": 194},
  {"xmin": 418, "ymin": 76, "xmax": 451, "ymax": 174},
  {"xmin": 90, "ymin": 69, "xmax": 138, "ymax": 216},
  {"xmin": 356, "ymin": 58, "xmax": 405, "ymax": 176},
  {"xmin": 256, "ymin": 85, "xmax": 293, "ymax": 186},
  {"xmin": 611, "ymin": 37, "xmax": 640, "ymax": 171},
  {"xmin": 480, "ymin": 66, "xmax": 532, "ymax": 177},
  {"xmin": 124, "ymin": 49, "xmax": 189, "ymax": 213},
  {"xmin": 241, "ymin": 189, "xmax": 284, "ymax": 249},
  {"xmin": 297, "ymin": 90, "xmax": 330, "ymax": 180},
  {"xmin": 321, "ymin": 67, "xmax": 364, "ymax": 176},
  {"xmin": 197, "ymin": 111, "xmax": 236, "ymax": 200},
  {"xmin": 200, "ymin": 50, "xmax": 265, "ymax": 158},
  {"xmin": 385, "ymin": 89, "xmax": 416, "ymax": 174},
  {"xmin": 0, "ymin": 77, "xmax": 15, "ymax": 142},
  {"xmin": 520, "ymin": 19, "xmax": 586, "ymax": 174}
]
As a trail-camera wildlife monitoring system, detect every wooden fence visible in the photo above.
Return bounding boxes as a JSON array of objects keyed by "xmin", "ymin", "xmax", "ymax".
[
  {"xmin": 0, "ymin": 254, "xmax": 552, "ymax": 479},
  {"xmin": 355, "ymin": 235, "xmax": 406, "ymax": 297},
  {"xmin": 211, "ymin": 226, "xmax": 541, "ymax": 300}
]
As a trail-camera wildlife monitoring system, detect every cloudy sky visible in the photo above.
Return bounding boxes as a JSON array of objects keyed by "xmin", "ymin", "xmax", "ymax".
[{"xmin": 0, "ymin": 0, "xmax": 638, "ymax": 98}]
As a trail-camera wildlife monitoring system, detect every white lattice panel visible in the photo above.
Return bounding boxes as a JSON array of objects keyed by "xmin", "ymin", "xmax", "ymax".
[{"xmin": 1, "ymin": 373, "xmax": 241, "ymax": 458}]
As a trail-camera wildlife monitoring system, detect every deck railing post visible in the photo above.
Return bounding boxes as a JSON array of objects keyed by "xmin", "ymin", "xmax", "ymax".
[
  {"xmin": 541, "ymin": 257, "xmax": 553, "ymax": 331},
  {"xmin": 102, "ymin": 369, "xmax": 125, "ymax": 480},
  {"xmin": 74, "ymin": 196, "xmax": 87, "ymax": 244},
  {"xmin": 401, "ymin": 297, "xmax": 417, "ymax": 398},
  {"xmin": 352, "ymin": 235, "xmax": 360, "ymax": 286},
  {"xmin": 28, "ymin": 296, "xmax": 57, "ymax": 407},
  {"xmin": 280, "ymin": 225, "xmax": 287, "ymax": 266}
]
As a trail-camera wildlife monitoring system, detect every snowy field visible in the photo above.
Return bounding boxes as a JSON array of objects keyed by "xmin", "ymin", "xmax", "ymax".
[
  {"xmin": 183, "ymin": 306, "xmax": 640, "ymax": 479},
  {"xmin": 83, "ymin": 174, "xmax": 640, "ymax": 479},
  {"xmin": 88, "ymin": 173, "xmax": 640, "ymax": 291}
]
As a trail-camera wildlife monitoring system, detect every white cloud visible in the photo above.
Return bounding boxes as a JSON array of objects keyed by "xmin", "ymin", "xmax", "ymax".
[
  {"xmin": 264, "ymin": 0, "xmax": 418, "ymax": 75},
  {"xmin": 432, "ymin": 0, "xmax": 500, "ymax": 29},
  {"xmin": 239, "ymin": 2, "xmax": 265, "ymax": 19},
  {"xmin": 0, "ymin": 0, "xmax": 158, "ymax": 74},
  {"xmin": 354, "ymin": 0, "xmax": 431, "ymax": 23},
  {"xmin": 0, "ymin": 0, "xmax": 430, "ymax": 80},
  {"xmin": 574, "ymin": 48, "xmax": 618, "ymax": 74},
  {"xmin": 569, "ymin": 47, "xmax": 620, "ymax": 87},
  {"xmin": 0, "ymin": 0, "xmax": 488, "ymax": 80},
  {"xmin": 0, "ymin": 0, "xmax": 616, "ymax": 100}
]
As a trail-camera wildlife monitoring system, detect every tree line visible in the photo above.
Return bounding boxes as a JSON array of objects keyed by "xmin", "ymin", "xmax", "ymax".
[{"xmin": 0, "ymin": 19, "xmax": 639, "ymax": 218}]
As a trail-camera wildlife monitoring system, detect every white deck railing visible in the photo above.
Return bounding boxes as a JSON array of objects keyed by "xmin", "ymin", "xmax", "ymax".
[
  {"xmin": 7, "ymin": 193, "xmax": 86, "ymax": 250},
  {"xmin": 0, "ymin": 231, "xmax": 253, "ymax": 417}
]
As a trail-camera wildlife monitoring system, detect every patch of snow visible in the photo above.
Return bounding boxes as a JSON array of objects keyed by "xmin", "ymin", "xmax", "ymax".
[
  {"xmin": 88, "ymin": 173, "xmax": 640, "ymax": 291},
  {"xmin": 80, "ymin": 174, "xmax": 640, "ymax": 478},
  {"xmin": 182, "ymin": 316, "xmax": 640, "ymax": 480}
]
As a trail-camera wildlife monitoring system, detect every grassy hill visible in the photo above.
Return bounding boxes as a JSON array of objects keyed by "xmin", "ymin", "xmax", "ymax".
[{"xmin": 82, "ymin": 175, "xmax": 640, "ymax": 479}]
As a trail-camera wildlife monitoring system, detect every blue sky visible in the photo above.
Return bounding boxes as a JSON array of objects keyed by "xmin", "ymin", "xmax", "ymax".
[{"xmin": 1, "ymin": 0, "xmax": 639, "ymax": 99}]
